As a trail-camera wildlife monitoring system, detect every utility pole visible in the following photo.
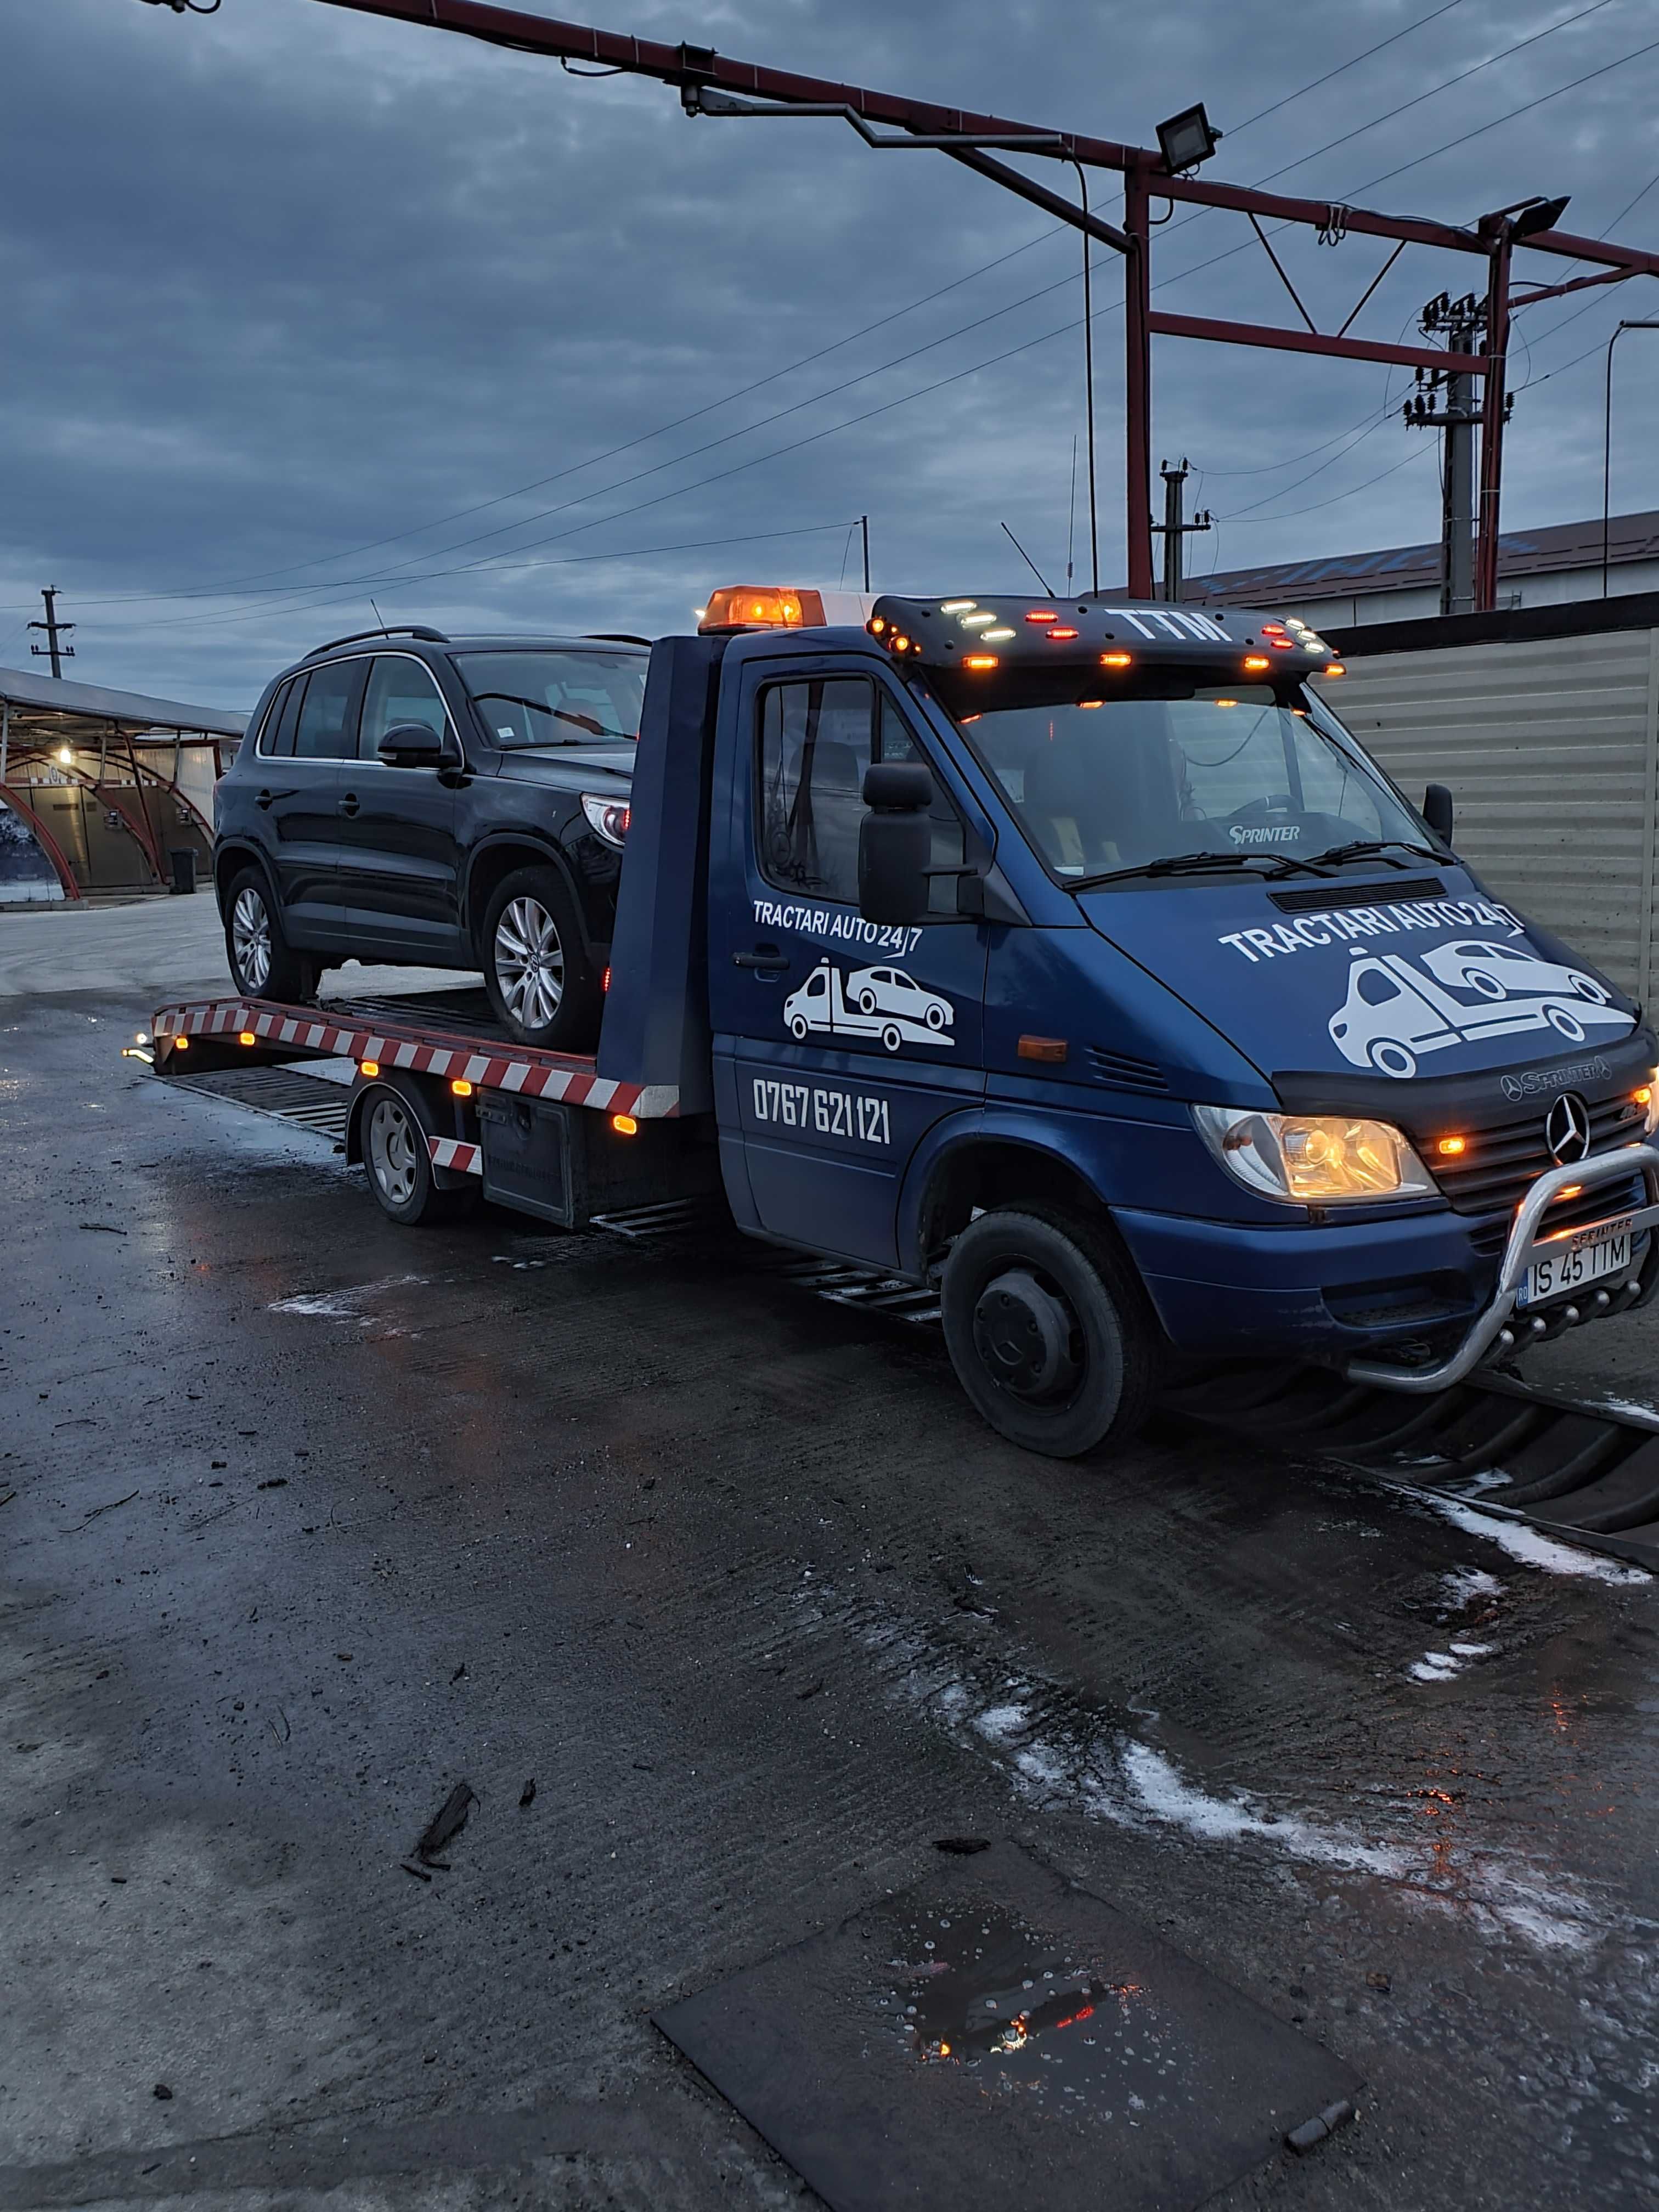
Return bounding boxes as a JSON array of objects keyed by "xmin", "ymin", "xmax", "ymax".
[
  {"xmin": 29, "ymin": 588, "xmax": 75, "ymax": 679},
  {"xmin": 1152, "ymin": 459, "xmax": 1211, "ymax": 603},
  {"xmin": 1403, "ymin": 294, "xmax": 1485, "ymax": 618}
]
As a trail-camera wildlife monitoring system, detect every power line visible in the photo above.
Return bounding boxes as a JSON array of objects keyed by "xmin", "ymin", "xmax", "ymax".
[
  {"xmin": 36, "ymin": 8, "xmax": 1656, "ymax": 631},
  {"xmin": 37, "ymin": 0, "xmax": 1568, "ymax": 619}
]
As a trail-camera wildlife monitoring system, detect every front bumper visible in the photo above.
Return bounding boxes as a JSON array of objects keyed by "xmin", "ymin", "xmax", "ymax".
[{"xmin": 1114, "ymin": 1144, "xmax": 1659, "ymax": 1385}]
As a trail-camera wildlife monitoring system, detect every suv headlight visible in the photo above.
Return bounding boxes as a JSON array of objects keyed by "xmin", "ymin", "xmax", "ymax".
[
  {"xmin": 581, "ymin": 793, "xmax": 630, "ymax": 848},
  {"xmin": 1193, "ymin": 1104, "xmax": 1436, "ymax": 1205}
]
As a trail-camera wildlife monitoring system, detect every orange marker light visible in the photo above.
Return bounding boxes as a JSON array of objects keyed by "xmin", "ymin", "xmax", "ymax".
[
  {"xmin": 1047, "ymin": 626, "xmax": 1080, "ymax": 641},
  {"xmin": 602, "ymin": 966, "xmax": 612, "ymax": 993},
  {"xmin": 1437, "ymin": 1135, "xmax": 1467, "ymax": 1157},
  {"xmin": 451, "ymin": 1079, "xmax": 473, "ymax": 1098},
  {"xmin": 963, "ymin": 653, "xmax": 999, "ymax": 670},
  {"xmin": 611, "ymin": 1113, "xmax": 639, "ymax": 1136},
  {"xmin": 1078, "ymin": 698, "xmax": 1104, "ymax": 709},
  {"xmin": 869, "ymin": 616, "xmax": 887, "ymax": 634},
  {"xmin": 173, "ymin": 1035, "xmax": 189, "ymax": 1052},
  {"xmin": 239, "ymin": 1030, "xmax": 256, "ymax": 1046},
  {"xmin": 1324, "ymin": 661, "xmax": 1346, "ymax": 678},
  {"xmin": 1243, "ymin": 654, "xmax": 1271, "ymax": 672},
  {"xmin": 360, "ymin": 1060, "xmax": 380, "ymax": 1079},
  {"xmin": 1024, "ymin": 610, "xmax": 1059, "ymax": 623},
  {"xmin": 1100, "ymin": 651, "xmax": 1133, "ymax": 669},
  {"xmin": 1634, "ymin": 1086, "xmax": 1652, "ymax": 1106}
]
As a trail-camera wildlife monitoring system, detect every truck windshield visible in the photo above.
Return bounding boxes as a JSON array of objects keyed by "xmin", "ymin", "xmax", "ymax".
[
  {"xmin": 950, "ymin": 682, "xmax": 1429, "ymax": 882},
  {"xmin": 453, "ymin": 650, "xmax": 646, "ymax": 747}
]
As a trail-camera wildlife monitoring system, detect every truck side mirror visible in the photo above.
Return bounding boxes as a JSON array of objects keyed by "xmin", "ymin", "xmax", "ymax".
[
  {"xmin": 377, "ymin": 721, "xmax": 449, "ymax": 768},
  {"xmin": 858, "ymin": 763, "xmax": 934, "ymax": 926},
  {"xmin": 1422, "ymin": 782, "xmax": 1454, "ymax": 847}
]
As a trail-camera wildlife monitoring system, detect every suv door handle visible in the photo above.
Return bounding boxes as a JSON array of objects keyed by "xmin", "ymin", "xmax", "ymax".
[
  {"xmin": 338, "ymin": 792, "xmax": 360, "ymax": 818},
  {"xmin": 732, "ymin": 944, "xmax": 789, "ymax": 973},
  {"xmin": 256, "ymin": 789, "xmax": 275, "ymax": 810}
]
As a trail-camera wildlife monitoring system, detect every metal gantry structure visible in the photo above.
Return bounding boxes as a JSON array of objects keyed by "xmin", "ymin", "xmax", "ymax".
[{"xmin": 147, "ymin": 0, "xmax": 1659, "ymax": 608}]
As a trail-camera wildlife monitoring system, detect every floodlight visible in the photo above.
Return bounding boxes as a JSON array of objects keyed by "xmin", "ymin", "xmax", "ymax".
[
  {"xmin": 1511, "ymin": 194, "xmax": 1571, "ymax": 240},
  {"xmin": 1156, "ymin": 104, "xmax": 1220, "ymax": 176}
]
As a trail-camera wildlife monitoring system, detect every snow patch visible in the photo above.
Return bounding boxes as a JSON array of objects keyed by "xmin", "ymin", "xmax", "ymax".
[
  {"xmin": 1442, "ymin": 1567, "xmax": 1504, "ymax": 1609},
  {"xmin": 972, "ymin": 1702, "xmax": 1028, "ymax": 1743},
  {"xmin": 1590, "ymin": 1395, "xmax": 1659, "ymax": 1426},
  {"xmin": 1427, "ymin": 1497, "xmax": 1650, "ymax": 1585},
  {"xmin": 268, "ymin": 1273, "xmax": 427, "ymax": 1325}
]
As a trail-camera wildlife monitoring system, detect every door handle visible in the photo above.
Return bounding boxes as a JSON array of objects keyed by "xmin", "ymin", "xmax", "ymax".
[
  {"xmin": 255, "ymin": 789, "xmax": 275, "ymax": 810},
  {"xmin": 338, "ymin": 793, "xmax": 360, "ymax": 818},
  {"xmin": 732, "ymin": 944, "xmax": 789, "ymax": 973}
]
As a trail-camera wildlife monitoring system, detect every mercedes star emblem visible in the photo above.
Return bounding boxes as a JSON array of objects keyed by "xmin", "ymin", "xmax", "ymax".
[{"xmin": 1544, "ymin": 1091, "xmax": 1592, "ymax": 1165}]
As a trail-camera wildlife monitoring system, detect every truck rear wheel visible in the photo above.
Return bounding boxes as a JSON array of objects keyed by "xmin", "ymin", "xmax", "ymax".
[
  {"xmin": 359, "ymin": 1082, "xmax": 471, "ymax": 1226},
  {"xmin": 940, "ymin": 1206, "xmax": 1158, "ymax": 1458}
]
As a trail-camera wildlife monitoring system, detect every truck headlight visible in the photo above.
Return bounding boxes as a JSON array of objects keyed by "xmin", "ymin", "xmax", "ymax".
[
  {"xmin": 1637, "ymin": 1069, "xmax": 1659, "ymax": 1137},
  {"xmin": 1193, "ymin": 1104, "xmax": 1436, "ymax": 1205}
]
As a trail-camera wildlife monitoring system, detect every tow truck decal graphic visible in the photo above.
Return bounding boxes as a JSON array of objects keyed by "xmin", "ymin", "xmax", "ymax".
[
  {"xmin": 783, "ymin": 957, "xmax": 956, "ymax": 1052},
  {"xmin": 1328, "ymin": 939, "xmax": 1629, "ymax": 1077}
]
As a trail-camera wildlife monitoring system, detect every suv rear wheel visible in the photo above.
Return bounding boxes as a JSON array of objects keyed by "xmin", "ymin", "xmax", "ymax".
[
  {"xmin": 481, "ymin": 865, "xmax": 601, "ymax": 1052},
  {"xmin": 223, "ymin": 866, "xmax": 317, "ymax": 1003}
]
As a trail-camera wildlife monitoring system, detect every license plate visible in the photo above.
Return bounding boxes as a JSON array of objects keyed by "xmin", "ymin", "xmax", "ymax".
[{"xmin": 1519, "ymin": 1221, "xmax": 1633, "ymax": 1308}]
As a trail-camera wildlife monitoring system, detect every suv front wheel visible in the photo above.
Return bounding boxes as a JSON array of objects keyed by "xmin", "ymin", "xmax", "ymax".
[{"xmin": 481, "ymin": 864, "xmax": 601, "ymax": 1052}]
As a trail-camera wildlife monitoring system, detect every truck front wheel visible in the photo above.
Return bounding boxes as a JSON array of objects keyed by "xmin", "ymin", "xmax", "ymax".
[{"xmin": 940, "ymin": 1207, "xmax": 1158, "ymax": 1458}]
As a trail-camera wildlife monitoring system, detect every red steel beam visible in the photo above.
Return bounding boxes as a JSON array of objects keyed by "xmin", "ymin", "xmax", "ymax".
[
  {"xmin": 0, "ymin": 785, "xmax": 83, "ymax": 899},
  {"xmin": 1147, "ymin": 311, "xmax": 1487, "ymax": 377},
  {"xmin": 313, "ymin": 2, "xmax": 1659, "ymax": 280}
]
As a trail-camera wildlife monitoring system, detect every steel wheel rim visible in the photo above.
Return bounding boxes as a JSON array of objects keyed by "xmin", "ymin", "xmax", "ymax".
[
  {"xmin": 232, "ymin": 885, "xmax": 272, "ymax": 994},
  {"xmin": 494, "ymin": 896, "xmax": 565, "ymax": 1029},
  {"xmin": 367, "ymin": 1095, "xmax": 419, "ymax": 1206}
]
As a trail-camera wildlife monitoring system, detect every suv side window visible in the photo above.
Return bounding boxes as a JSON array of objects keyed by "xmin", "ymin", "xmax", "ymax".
[
  {"xmin": 757, "ymin": 676, "xmax": 966, "ymax": 916},
  {"xmin": 292, "ymin": 659, "xmax": 366, "ymax": 760},
  {"xmin": 261, "ymin": 676, "xmax": 304, "ymax": 758},
  {"xmin": 359, "ymin": 656, "xmax": 449, "ymax": 761}
]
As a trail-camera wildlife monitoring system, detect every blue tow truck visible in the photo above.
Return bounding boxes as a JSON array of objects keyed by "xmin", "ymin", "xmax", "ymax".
[{"xmin": 158, "ymin": 586, "xmax": 1659, "ymax": 1456}]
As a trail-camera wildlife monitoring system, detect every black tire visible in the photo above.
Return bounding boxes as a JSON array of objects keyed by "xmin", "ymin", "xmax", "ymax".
[
  {"xmin": 940, "ymin": 1205, "xmax": 1160, "ymax": 1458},
  {"xmin": 479, "ymin": 865, "xmax": 601, "ymax": 1051},
  {"xmin": 223, "ymin": 865, "xmax": 316, "ymax": 1003},
  {"xmin": 358, "ymin": 1082, "xmax": 471, "ymax": 1226}
]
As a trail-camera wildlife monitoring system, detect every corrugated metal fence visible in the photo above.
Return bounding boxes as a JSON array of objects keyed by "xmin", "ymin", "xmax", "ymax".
[{"xmin": 1315, "ymin": 623, "xmax": 1659, "ymax": 1005}]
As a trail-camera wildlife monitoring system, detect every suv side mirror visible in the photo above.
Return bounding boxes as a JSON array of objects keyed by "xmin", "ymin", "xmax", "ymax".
[
  {"xmin": 377, "ymin": 721, "xmax": 448, "ymax": 768},
  {"xmin": 1422, "ymin": 782, "xmax": 1454, "ymax": 846},
  {"xmin": 858, "ymin": 762, "xmax": 933, "ymax": 926}
]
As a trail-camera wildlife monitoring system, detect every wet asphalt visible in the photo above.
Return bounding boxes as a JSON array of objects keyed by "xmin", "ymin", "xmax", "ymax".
[{"xmin": 4, "ymin": 975, "xmax": 1659, "ymax": 2211}]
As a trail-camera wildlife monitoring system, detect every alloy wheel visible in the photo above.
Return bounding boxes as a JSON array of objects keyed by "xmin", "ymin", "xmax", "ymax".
[
  {"xmin": 494, "ymin": 896, "xmax": 565, "ymax": 1031},
  {"xmin": 232, "ymin": 885, "xmax": 272, "ymax": 995}
]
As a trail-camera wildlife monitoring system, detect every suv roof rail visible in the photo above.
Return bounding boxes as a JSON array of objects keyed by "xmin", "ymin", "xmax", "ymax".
[
  {"xmin": 585, "ymin": 632, "xmax": 653, "ymax": 647},
  {"xmin": 304, "ymin": 624, "xmax": 452, "ymax": 657}
]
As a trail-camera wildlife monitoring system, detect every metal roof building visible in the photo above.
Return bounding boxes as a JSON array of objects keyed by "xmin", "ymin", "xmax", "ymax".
[
  {"xmin": 1185, "ymin": 509, "xmax": 1659, "ymax": 631},
  {"xmin": 0, "ymin": 664, "xmax": 246, "ymax": 902}
]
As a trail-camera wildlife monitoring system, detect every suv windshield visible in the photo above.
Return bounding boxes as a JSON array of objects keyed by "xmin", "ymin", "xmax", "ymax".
[
  {"xmin": 951, "ymin": 681, "xmax": 1429, "ymax": 881},
  {"xmin": 454, "ymin": 650, "xmax": 646, "ymax": 747}
]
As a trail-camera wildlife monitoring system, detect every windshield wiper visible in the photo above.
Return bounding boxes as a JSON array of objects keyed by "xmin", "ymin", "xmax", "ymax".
[
  {"xmin": 1305, "ymin": 838, "xmax": 1444, "ymax": 867},
  {"xmin": 471, "ymin": 692, "xmax": 636, "ymax": 742},
  {"xmin": 1070, "ymin": 849, "xmax": 1322, "ymax": 889}
]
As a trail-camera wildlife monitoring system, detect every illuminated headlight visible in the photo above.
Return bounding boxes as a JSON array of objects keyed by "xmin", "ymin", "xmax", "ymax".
[
  {"xmin": 581, "ymin": 793, "xmax": 630, "ymax": 848},
  {"xmin": 1193, "ymin": 1104, "xmax": 1436, "ymax": 1204}
]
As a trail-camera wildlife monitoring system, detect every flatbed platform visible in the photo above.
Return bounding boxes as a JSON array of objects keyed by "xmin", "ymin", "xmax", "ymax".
[{"xmin": 150, "ymin": 992, "xmax": 681, "ymax": 1119}]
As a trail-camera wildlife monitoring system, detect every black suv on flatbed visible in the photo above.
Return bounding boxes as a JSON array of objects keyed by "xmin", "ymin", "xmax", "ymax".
[{"xmin": 213, "ymin": 625, "xmax": 645, "ymax": 1050}]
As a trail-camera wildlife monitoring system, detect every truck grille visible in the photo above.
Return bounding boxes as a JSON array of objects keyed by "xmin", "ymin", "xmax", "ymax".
[{"xmin": 1430, "ymin": 1093, "xmax": 1646, "ymax": 1216}]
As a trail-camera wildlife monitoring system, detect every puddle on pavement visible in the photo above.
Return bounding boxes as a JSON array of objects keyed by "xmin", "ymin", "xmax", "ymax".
[{"xmin": 875, "ymin": 1900, "xmax": 1178, "ymax": 2118}]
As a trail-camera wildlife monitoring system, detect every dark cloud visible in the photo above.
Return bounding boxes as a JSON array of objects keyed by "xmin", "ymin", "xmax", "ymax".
[{"xmin": 2, "ymin": 0, "xmax": 1656, "ymax": 705}]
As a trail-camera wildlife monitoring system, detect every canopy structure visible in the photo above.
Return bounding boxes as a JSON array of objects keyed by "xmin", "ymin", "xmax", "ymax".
[{"xmin": 0, "ymin": 664, "xmax": 247, "ymax": 902}]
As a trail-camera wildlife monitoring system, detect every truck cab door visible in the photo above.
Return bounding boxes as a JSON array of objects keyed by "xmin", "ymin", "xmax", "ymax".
[{"xmin": 709, "ymin": 656, "xmax": 989, "ymax": 1267}]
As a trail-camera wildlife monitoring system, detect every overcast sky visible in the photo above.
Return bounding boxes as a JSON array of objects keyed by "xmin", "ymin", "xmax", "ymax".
[{"xmin": 3, "ymin": 0, "xmax": 1657, "ymax": 708}]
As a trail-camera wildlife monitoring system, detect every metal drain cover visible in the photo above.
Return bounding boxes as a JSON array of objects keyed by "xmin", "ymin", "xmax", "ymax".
[{"xmin": 654, "ymin": 1843, "xmax": 1359, "ymax": 2212}]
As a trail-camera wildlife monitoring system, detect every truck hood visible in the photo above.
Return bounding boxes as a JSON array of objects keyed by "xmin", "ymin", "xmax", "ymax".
[
  {"xmin": 1075, "ymin": 866, "xmax": 1639, "ymax": 1090},
  {"xmin": 496, "ymin": 742, "xmax": 634, "ymax": 780}
]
